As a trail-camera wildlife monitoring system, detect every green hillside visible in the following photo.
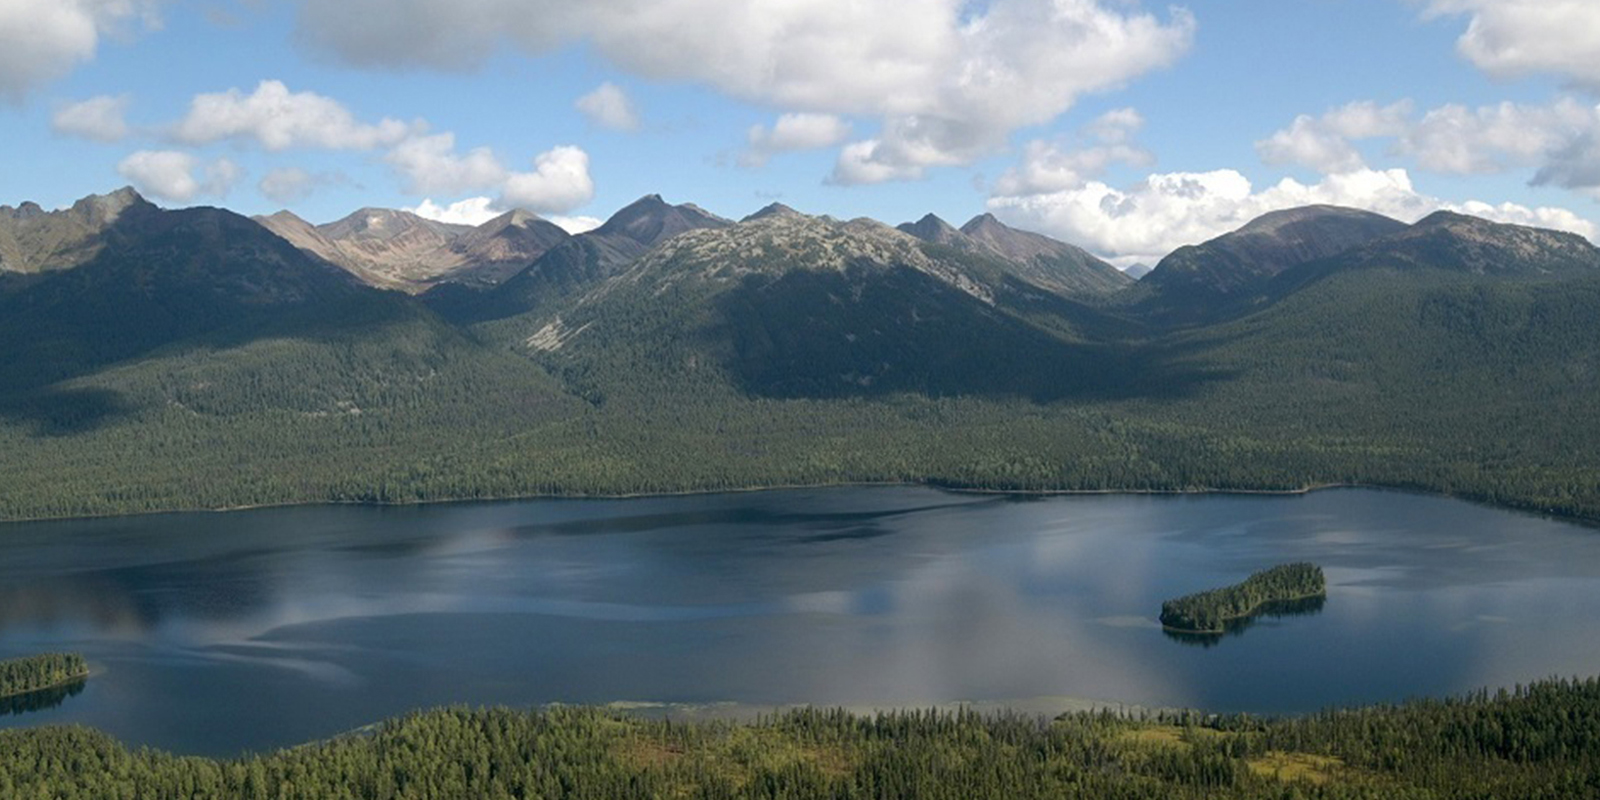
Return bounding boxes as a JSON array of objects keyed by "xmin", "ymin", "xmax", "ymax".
[
  {"xmin": 0, "ymin": 192, "xmax": 1597, "ymax": 522},
  {"xmin": 6, "ymin": 678, "xmax": 1600, "ymax": 798}
]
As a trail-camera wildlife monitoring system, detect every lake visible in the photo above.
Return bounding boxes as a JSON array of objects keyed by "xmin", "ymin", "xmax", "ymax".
[{"xmin": 2, "ymin": 487, "xmax": 1599, "ymax": 757}]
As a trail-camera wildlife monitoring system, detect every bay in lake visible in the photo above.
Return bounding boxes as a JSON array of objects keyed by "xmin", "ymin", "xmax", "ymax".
[{"xmin": 2, "ymin": 487, "xmax": 1599, "ymax": 757}]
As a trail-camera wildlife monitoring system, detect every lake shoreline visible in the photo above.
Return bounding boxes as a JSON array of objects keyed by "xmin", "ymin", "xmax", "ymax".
[
  {"xmin": 1158, "ymin": 590, "xmax": 1330, "ymax": 636},
  {"xmin": 2, "ymin": 478, "xmax": 1593, "ymax": 529},
  {"xmin": 0, "ymin": 670, "xmax": 90, "ymax": 703}
]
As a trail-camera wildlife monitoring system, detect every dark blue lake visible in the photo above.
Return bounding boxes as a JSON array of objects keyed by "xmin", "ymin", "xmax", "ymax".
[{"xmin": 3, "ymin": 487, "xmax": 1599, "ymax": 757}]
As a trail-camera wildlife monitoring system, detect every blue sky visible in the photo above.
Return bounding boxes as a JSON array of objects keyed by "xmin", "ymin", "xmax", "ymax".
[{"xmin": 4, "ymin": 0, "xmax": 1599, "ymax": 264}]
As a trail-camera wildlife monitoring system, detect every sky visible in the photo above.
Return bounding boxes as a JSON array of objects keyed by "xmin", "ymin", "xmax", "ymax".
[{"xmin": 4, "ymin": 0, "xmax": 1600, "ymax": 266}]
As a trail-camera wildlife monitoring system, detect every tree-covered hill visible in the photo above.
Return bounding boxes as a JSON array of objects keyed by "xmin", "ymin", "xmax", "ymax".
[{"xmin": 1, "ymin": 189, "xmax": 1598, "ymax": 522}]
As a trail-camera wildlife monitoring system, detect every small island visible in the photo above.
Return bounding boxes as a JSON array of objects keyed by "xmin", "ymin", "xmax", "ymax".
[
  {"xmin": 0, "ymin": 653, "xmax": 90, "ymax": 701},
  {"xmin": 1160, "ymin": 563, "xmax": 1327, "ymax": 634}
]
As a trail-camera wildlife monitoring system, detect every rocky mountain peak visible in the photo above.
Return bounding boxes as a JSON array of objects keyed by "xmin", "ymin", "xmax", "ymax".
[
  {"xmin": 596, "ymin": 194, "xmax": 731, "ymax": 248},
  {"xmin": 896, "ymin": 213, "xmax": 965, "ymax": 245},
  {"xmin": 69, "ymin": 186, "xmax": 151, "ymax": 226},
  {"xmin": 742, "ymin": 202, "xmax": 804, "ymax": 222}
]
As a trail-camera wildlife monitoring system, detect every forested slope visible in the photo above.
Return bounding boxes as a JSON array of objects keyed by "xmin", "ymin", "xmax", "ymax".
[{"xmin": 4, "ymin": 678, "xmax": 1600, "ymax": 798}]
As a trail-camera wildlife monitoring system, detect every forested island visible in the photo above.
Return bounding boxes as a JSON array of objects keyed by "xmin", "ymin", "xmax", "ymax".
[
  {"xmin": 0, "ymin": 653, "xmax": 88, "ymax": 700},
  {"xmin": 3, "ymin": 678, "xmax": 1600, "ymax": 798},
  {"xmin": 1160, "ymin": 563, "xmax": 1327, "ymax": 634}
]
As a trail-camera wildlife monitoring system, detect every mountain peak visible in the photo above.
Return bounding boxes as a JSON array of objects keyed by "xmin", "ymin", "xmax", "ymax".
[
  {"xmin": 1355, "ymin": 209, "xmax": 1600, "ymax": 277},
  {"xmin": 1412, "ymin": 210, "xmax": 1482, "ymax": 229},
  {"xmin": 960, "ymin": 213, "xmax": 1005, "ymax": 234},
  {"xmin": 69, "ymin": 186, "xmax": 151, "ymax": 225},
  {"xmin": 1143, "ymin": 204, "xmax": 1409, "ymax": 304},
  {"xmin": 896, "ymin": 213, "xmax": 965, "ymax": 246},
  {"xmin": 595, "ymin": 193, "xmax": 730, "ymax": 247},
  {"xmin": 742, "ymin": 202, "xmax": 803, "ymax": 222}
]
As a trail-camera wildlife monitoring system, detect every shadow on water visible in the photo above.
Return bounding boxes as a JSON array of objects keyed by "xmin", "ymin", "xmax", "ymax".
[
  {"xmin": 0, "ymin": 678, "xmax": 87, "ymax": 717},
  {"xmin": 1162, "ymin": 595, "xmax": 1327, "ymax": 649}
]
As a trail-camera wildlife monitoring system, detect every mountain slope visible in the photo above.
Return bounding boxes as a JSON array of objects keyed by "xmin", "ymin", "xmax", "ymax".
[
  {"xmin": 0, "ymin": 198, "xmax": 377, "ymax": 392},
  {"xmin": 527, "ymin": 212, "xmax": 1147, "ymax": 401},
  {"xmin": 256, "ymin": 207, "xmax": 569, "ymax": 292},
  {"xmin": 0, "ymin": 187, "xmax": 148, "ymax": 278},
  {"xmin": 436, "ymin": 194, "xmax": 732, "ymax": 325},
  {"xmin": 892, "ymin": 212, "xmax": 1131, "ymax": 298},
  {"xmin": 1138, "ymin": 205, "xmax": 1407, "ymax": 320}
]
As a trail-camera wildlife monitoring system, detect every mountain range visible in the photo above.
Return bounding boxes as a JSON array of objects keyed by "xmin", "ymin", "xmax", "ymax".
[{"xmin": 2, "ymin": 187, "xmax": 1598, "ymax": 524}]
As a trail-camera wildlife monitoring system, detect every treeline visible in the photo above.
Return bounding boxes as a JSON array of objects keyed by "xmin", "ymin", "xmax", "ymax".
[
  {"xmin": 5, "ymin": 678, "xmax": 1600, "ymax": 798},
  {"xmin": 0, "ymin": 652, "xmax": 87, "ymax": 699},
  {"xmin": 1161, "ymin": 563, "xmax": 1326, "ymax": 633}
]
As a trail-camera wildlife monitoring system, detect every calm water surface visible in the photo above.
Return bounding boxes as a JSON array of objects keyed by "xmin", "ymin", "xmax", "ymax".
[{"xmin": 2, "ymin": 487, "xmax": 1599, "ymax": 756}]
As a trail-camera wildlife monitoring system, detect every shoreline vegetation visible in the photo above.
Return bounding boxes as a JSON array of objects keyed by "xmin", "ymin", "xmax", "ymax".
[
  {"xmin": 0, "ymin": 653, "xmax": 89, "ymax": 702},
  {"xmin": 1, "ymin": 479, "xmax": 1588, "ymax": 530},
  {"xmin": 1160, "ymin": 564, "xmax": 1328, "ymax": 634},
  {"xmin": 4, "ymin": 677, "xmax": 1600, "ymax": 798}
]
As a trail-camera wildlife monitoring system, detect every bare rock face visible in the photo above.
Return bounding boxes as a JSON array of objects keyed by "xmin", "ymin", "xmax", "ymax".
[
  {"xmin": 255, "ymin": 207, "xmax": 570, "ymax": 293},
  {"xmin": 891, "ymin": 211, "xmax": 1130, "ymax": 298},
  {"xmin": 458, "ymin": 194, "xmax": 734, "ymax": 320},
  {"xmin": 0, "ymin": 187, "xmax": 155, "ymax": 275}
]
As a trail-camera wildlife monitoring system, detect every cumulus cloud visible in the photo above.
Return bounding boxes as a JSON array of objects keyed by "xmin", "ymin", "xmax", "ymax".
[
  {"xmin": 171, "ymin": 80, "xmax": 415, "ymax": 151},
  {"xmin": 384, "ymin": 132, "xmax": 506, "ymax": 195},
  {"xmin": 501, "ymin": 146, "xmax": 595, "ymax": 212},
  {"xmin": 116, "ymin": 150, "xmax": 241, "ymax": 202},
  {"xmin": 406, "ymin": 196, "xmax": 500, "ymax": 226},
  {"xmin": 0, "ymin": 0, "xmax": 159, "ymax": 102},
  {"xmin": 1423, "ymin": 0, "xmax": 1600, "ymax": 86},
  {"xmin": 386, "ymin": 136, "xmax": 594, "ymax": 214},
  {"xmin": 993, "ymin": 108, "xmax": 1154, "ymax": 196},
  {"xmin": 741, "ymin": 113, "xmax": 852, "ymax": 167},
  {"xmin": 294, "ymin": 0, "xmax": 1193, "ymax": 180},
  {"xmin": 1260, "ymin": 97, "xmax": 1600, "ymax": 199},
  {"xmin": 51, "ymin": 94, "xmax": 133, "ymax": 141},
  {"xmin": 1402, "ymin": 99, "xmax": 1597, "ymax": 174},
  {"xmin": 988, "ymin": 166, "xmax": 1593, "ymax": 265},
  {"xmin": 575, "ymin": 82, "xmax": 640, "ymax": 131},
  {"xmin": 1256, "ymin": 101, "xmax": 1413, "ymax": 173}
]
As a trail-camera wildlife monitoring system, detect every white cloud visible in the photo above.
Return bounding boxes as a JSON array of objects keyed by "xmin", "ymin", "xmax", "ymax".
[
  {"xmin": 1423, "ymin": 0, "xmax": 1600, "ymax": 86},
  {"xmin": 741, "ymin": 113, "xmax": 853, "ymax": 167},
  {"xmin": 993, "ymin": 108, "xmax": 1154, "ymax": 196},
  {"xmin": 1261, "ymin": 97, "xmax": 1600, "ymax": 202},
  {"xmin": 548, "ymin": 215, "xmax": 603, "ymax": 234},
  {"xmin": 1402, "ymin": 99, "xmax": 1597, "ymax": 174},
  {"xmin": 1256, "ymin": 101, "xmax": 1413, "ymax": 173},
  {"xmin": 0, "ymin": 0, "xmax": 159, "ymax": 102},
  {"xmin": 500, "ymin": 145, "xmax": 595, "ymax": 212},
  {"xmin": 171, "ymin": 80, "xmax": 414, "ymax": 151},
  {"xmin": 386, "ymin": 138, "xmax": 594, "ymax": 214},
  {"xmin": 384, "ymin": 132, "xmax": 505, "ymax": 195},
  {"xmin": 295, "ymin": 0, "xmax": 1193, "ymax": 181},
  {"xmin": 575, "ymin": 82, "xmax": 640, "ymax": 131},
  {"xmin": 988, "ymin": 166, "xmax": 1593, "ymax": 265},
  {"xmin": 51, "ymin": 94, "xmax": 132, "ymax": 141},
  {"xmin": 116, "ymin": 150, "xmax": 241, "ymax": 203},
  {"xmin": 406, "ymin": 197, "xmax": 500, "ymax": 226},
  {"xmin": 407, "ymin": 201, "xmax": 600, "ymax": 233}
]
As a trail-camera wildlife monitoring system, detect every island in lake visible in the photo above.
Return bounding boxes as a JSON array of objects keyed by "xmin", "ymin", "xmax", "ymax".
[
  {"xmin": 1160, "ymin": 563, "xmax": 1327, "ymax": 635},
  {"xmin": 0, "ymin": 653, "xmax": 90, "ymax": 703}
]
